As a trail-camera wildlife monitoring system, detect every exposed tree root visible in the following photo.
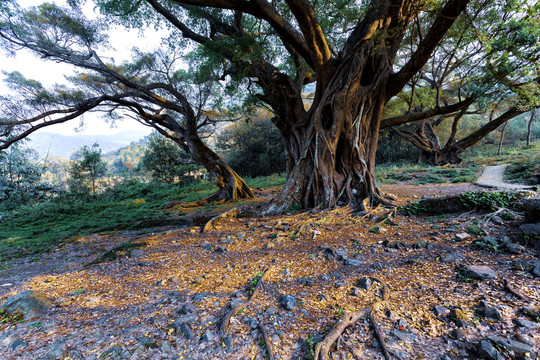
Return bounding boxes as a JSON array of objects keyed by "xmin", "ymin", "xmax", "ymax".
[
  {"xmin": 202, "ymin": 208, "xmax": 239, "ymax": 233},
  {"xmin": 502, "ymin": 278, "xmax": 527, "ymax": 300},
  {"xmin": 314, "ymin": 286, "xmax": 392, "ymax": 360},
  {"xmin": 258, "ymin": 322, "xmax": 274, "ymax": 360},
  {"xmin": 219, "ymin": 267, "xmax": 273, "ymax": 340},
  {"xmin": 369, "ymin": 312, "xmax": 392, "ymax": 360},
  {"xmin": 314, "ymin": 307, "xmax": 372, "ymax": 360}
]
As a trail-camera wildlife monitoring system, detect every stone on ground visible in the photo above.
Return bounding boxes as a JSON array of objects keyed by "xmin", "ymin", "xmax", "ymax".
[
  {"xmin": 462, "ymin": 265, "xmax": 497, "ymax": 280},
  {"xmin": 1, "ymin": 290, "xmax": 51, "ymax": 320}
]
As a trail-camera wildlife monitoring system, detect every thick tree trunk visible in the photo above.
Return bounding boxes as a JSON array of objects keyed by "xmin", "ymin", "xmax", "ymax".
[
  {"xmin": 265, "ymin": 54, "xmax": 392, "ymax": 214},
  {"xmin": 181, "ymin": 134, "xmax": 253, "ymax": 202}
]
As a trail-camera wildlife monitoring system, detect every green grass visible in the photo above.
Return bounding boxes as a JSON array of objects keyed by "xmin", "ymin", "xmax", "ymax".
[
  {"xmin": 245, "ymin": 173, "xmax": 286, "ymax": 188},
  {"xmin": 504, "ymin": 148, "xmax": 539, "ymax": 185},
  {"xmin": 0, "ymin": 175, "xmax": 285, "ymax": 262},
  {"xmin": 375, "ymin": 163, "xmax": 480, "ymax": 184},
  {"xmin": 462, "ymin": 142, "xmax": 540, "ymax": 168}
]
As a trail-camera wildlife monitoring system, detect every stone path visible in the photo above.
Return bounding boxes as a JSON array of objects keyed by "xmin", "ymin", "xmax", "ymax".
[{"xmin": 476, "ymin": 164, "xmax": 536, "ymax": 190}]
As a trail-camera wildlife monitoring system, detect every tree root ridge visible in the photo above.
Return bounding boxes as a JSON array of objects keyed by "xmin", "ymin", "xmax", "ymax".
[
  {"xmin": 502, "ymin": 278, "xmax": 527, "ymax": 300},
  {"xmin": 219, "ymin": 267, "xmax": 273, "ymax": 341},
  {"xmin": 314, "ymin": 286, "xmax": 393, "ymax": 360},
  {"xmin": 258, "ymin": 322, "xmax": 274, "ymax": 360}
]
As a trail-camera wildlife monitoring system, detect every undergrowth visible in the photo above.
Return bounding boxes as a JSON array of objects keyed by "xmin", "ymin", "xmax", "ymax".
[{"xmin": 460, "ymin": 191, "xmax": 516, "ymax": 211}]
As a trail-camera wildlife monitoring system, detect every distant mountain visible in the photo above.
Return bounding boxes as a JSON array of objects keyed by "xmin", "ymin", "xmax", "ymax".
[{"xmin": 26, "ymin": 131, "xmax": 149, "ymax": 159}]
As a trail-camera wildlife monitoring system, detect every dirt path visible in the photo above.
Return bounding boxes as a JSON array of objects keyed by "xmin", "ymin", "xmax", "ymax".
[{"xmin": 476, "ymin": 164, "xmax": 536, "ymax": 190}]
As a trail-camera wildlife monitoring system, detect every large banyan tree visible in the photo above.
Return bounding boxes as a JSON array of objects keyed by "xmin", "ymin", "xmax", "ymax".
[
  {"xmin": 119, "ymin": 0, "xmax": 471, "ymax": 213},
  {"xmin": 2, "ymin": 0, "xmax": 538, "ymax": 212}
]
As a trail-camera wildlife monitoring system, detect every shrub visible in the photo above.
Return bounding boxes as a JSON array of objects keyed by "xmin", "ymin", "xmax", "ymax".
[{"xmin": 460, "ymin": 191, "xmax": 516, "ymax": 211}]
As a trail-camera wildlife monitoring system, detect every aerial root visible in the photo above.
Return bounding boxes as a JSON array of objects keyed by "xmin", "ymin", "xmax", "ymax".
[
  {"xmin": 219, "ymin": 267, "xmax": 273, "ymax": 341},
  {"xmin": 314, "ymin": 286, "xmax": 393, "ymax": 360}
]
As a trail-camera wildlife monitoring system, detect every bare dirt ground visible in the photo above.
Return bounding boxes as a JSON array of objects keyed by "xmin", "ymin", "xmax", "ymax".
[{"xmin": 0, "ymin": 183, "xmax": 539, "ymax": 360}]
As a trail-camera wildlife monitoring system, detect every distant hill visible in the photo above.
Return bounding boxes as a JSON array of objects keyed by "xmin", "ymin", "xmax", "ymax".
[{"xmin": 26, "ymin": 131, "xmax": 149, "ymax": 159}]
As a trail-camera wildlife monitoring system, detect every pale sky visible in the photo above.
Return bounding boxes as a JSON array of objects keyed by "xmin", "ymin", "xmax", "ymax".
[{"xmin": 0, "ymin": 0, "xmax": 162, "ymax": 136}]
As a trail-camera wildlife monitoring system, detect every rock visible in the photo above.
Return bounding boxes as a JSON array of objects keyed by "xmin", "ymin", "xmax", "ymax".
[
  {"xmin": 266, "ymin": 306, "xmax": 278, "ymax": 315},
  {"xmin": 522, "ymin": 198, "xmax": 540, "ymax": 221},
  {"xmin": 1, "ymin": 290, "xmax": 51, "ymax": 320},
  {"xmin": 161, "ymin": 340, "xmax": 171, "ymax": 353},
  {"xmin": 455, "ymin": 233, "xmax": 470, "ymax": 241},
  {"xmin": 222, "ymin": 334, "xmax": 233, "ymax": 350},
  {"xmin": 179, "ymin": 322, "xmax": 194, "ymax": 339},
  {"xmin": 40, "ymin": 341, "xmax": 65, "ymax": 360},
  {"xmin": 179, "ymin": 303, "xmax": 197, "ymax": 314},
  {"xmin": 519, "ymin": 223, "xmax": 540, "ymax": 236},
  {"xmin": 449, "ymin": 309, "xmax": 467, "ymax": 321},
  {"xmin": 11, "ymin": 339, "xmax": 27, "ymax": 351},
  {"xmin": 355, "ymin": 277, "xmax": 374, "ymax": 290},
  {"xmin": 520, "ymin": 306, "xmax": 540, "ymax": 320},
  {"xmin": 452, "ymin": 328, "xmax": 467, "ymax": 341},
  {"xmin": 389, "ymin": 330, "xmax": 417, "ymax": 344},
  {"xmin": 413, "ymin": 241, "xmax": 431, "ymax": 249},
  {"xmin": 199, "ymin": 315, "xmax": 216, "ymax": 324},
  {"xmin": 279, "ymin": 295, "xmax": 297, "ymax": 310},
  {"xmin": 168, "ymin": 314, "xmax": 197, "ymax": 335},
  {"xmin": 201, "ymin": 241, "xmax": 212, "ymax": 249},
  {"xmin": 137, "ymin": 336, "xmax": 158, "ymax": 348},
  {"xmin": 433, "ymin": 306, "xmax": 451, "ymax": 317},
  {"xmin": 514, "ymin": 318, "xmax": 538, "ymax": 329},
  {"xmin": 486, "ymin": 336, "xmax": 534, "ymax": 357},
  {"xmin": 202, "ymin": 331, "xmax": 215, "ymax": 342},
  {"xmin": 345, "ymin": 258, "xmax": 362, "ymax": 266},
  {"xmin": 370, "ymin": 226, "xmax": 386, "ymax": 234},
  {"xmin": 100, "ymin": 346, "xmax": 123, "ymax": 358},
  {"xmin": 532, "ymin": 265, "xmax": 540, "ymax": 277},
  {"xmin": 271, "ymin": 333, "xmax": 280, "ymax": 344},
  {"xmin": 193, "ymin": 292, "xmax": 209, "ymax": 302},
  {"xmin": 477, "ymin": 339, "xmax": 504, "ymax": 360},
  {"xmin": 441, "ymin": 252, "xmax": 465, "ymax": 263},
  {"xmin": 230, "ymin": 298, "xmax": 246, "ymax": 308},
  {"xmin": 462, "ymin": 265, "xmax": 497, "ymax": 280},
  {"xmin": 298, "ymin": 278, "xmax": 314, "ymax": 286},
  {"xmin": 491, "ymin": 215, "xmax": 504, "ymax": 225},
  {"xmin": 482, "ymin": 236, "xmax": 499, "ymax": 245},
  {"xmin": 505, "ymin": 242, "xmax": 524, "ymax": 254},
  {"xmin": 482, "ymin": 307, "xmax": 502, "ymax": 321},
  {"xmin": 513, "ymin": 333, "xmax": 535, "ymax": 347}
]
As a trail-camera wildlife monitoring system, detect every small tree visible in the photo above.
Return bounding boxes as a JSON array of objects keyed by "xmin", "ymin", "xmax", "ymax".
[
  {"xmin": 216, "ymin": 113, "xmax": 286, "ymax": 178},
  {"xmin": 0, "ymin": 145, "xmax": 45, "ymax": 207},
  {"xmin": 69, "ymin": 143, "xmax": 107, "ymax": 195},
  {"xmin": 140, "ymin": 133, "xmax": 194, "ymax": 184}
]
